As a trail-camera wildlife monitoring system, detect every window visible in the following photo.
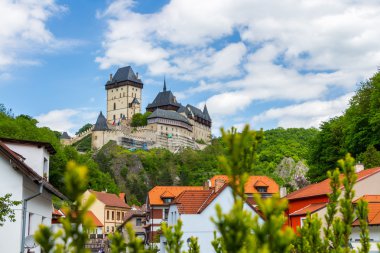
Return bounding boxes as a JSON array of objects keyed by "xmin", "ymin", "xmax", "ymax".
[
  {"xmin": 111, "ymin": 226, "xmax": 114, "ymax": 232},
  {"xmin": 255, "ymin": 186, "xmax": 268, "ymax": 193},
  {"xmin": 43, "ymin": 157, "xmax": 48, "ymax": 178},
  {"xmin": 122, "ymin": 212, "xmax": 125, "ymax": 220},
  {"xmin": 112, "ymin": 211, "xmax": 114, "ymax": 220},
  {"xmin": 163, "ymin": 198, "xmax": 172, "ymax": 203},
  {"xmin": 114, "ymin": 103, "xmax": 116, "ymax": 110},
  {"xmin": 107, "ymin": 211, "xmax": 109, "ymax": 220},
  {"xmin": 117, "ymin": 212, "xmax": 120, "ymax": 221},
  {"xmin": 106, "ymin": 226, "xmax": 109, "ymax": 233},
  {"xmin": 136, "ymin": 218, "xmax": 142, "ymax": 226},
  {"xmin": 300, "ymin": 217, "xmax": 307, "ymax": 228},
  {"xmin": 164, "ymin": 209, "xmax": 169, "ymax": 220}
]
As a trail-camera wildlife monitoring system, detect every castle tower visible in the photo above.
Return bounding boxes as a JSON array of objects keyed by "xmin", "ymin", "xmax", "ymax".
[
  {"xmin": 105, "ymin": 66, "xmax": 143, "ymax": 123},
  {"xmin": 92, "ymin": 111, "xmax": 109, "ymax": 150}
]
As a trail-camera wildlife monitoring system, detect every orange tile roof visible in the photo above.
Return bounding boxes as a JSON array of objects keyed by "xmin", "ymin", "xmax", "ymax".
[
  {"xmin": 89, "ymin": 190, "xmax": 130, "ymax": 208},
  {"xmin": 353, "ymin": 202, "xmax": 380, "ymax": 226},
  {"xmin": 86, "ymin": 211, "xmax": 103, "ymax": 227},
  {"xmin": 354, "ymin": 195, "xmax": 380, "ymax": 203},
  {"xmin": 173, "ymin": 190, "xmax": 214, "ymax": 214},
  {"xmin": 209, "ymin": 175, "xmax": 279, "ymax": 194},
  {"xmin": 286, "ymin": 167, "xmax": 380, "ymax": 200},
  {"xmin": 148, "ymin": 186, "xmax": 204, "ymax": 205},
  {"xmin": 289, "ymin": 203, "xmax": 327, "ymax": 216},
  {"xmin": 160, "ymin": 191, "xmax": 176, "ymax": 198}
]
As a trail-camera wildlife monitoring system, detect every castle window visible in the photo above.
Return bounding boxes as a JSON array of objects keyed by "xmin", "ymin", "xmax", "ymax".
[
  {"xmin": 114, "ymin": 103, "xmax": 116, "ymax": 110},
  {"xmin": 113, "ymin": 115, "xmax": 116, "ymax": 121},
  {"xmin": 116, "ymin": 88, "xmax": 118, "ymax": 91}
]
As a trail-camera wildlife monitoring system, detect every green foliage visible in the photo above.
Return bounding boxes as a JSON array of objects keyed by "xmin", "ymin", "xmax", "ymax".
[
  {"xmin": 356, "ymin": 199, "xmax": 370, "ymax": 253},
  {"xmin": 309, "ymin": 71, "xmax": 380, "ymax": 182},
  {"xmin": 0, "ymin": 193, "xmax": 21, "ymax": 226},
  {"xmin": 71, "ymin": 134, "xmax": 92, "ymax": 152},
  {"xmin": 161, "ymin": 219, "xmax": 184, "ymax": 253},
  {"xmin": 0, "ymin": 108, "xmax": 120, "ymax": 197},
  {"xmin": 131, "ymin": 112, "xmax": 152, "ymax": 127},
  {"xmin": 34, "ymin": 161, "xmax": 96, "ymax": 253},
  {"xmin": 75, "ymin": 123, "xmax": 93, "ymax": 135},
  {"xmin": 187, "ymin": 237, "xmax": 200, "ymax": 253},
  {"xmin": 294, "ymin": 214, "xmax": 323, "ymax": 253}
]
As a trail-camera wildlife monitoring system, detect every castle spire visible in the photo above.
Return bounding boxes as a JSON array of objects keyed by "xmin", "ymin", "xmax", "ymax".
[{"xmin": 163, "ymin": 76, "xmax": 167, "ymax": 92}]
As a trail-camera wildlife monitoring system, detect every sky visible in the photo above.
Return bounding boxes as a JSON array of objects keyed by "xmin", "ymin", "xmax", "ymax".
[{"xmin": 1, "ymin": 0, "xmax": 380, "ymax": 136}]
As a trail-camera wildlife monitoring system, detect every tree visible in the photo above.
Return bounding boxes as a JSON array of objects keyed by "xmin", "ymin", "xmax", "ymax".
[
  {"xmin": 131, "ymin": 112, "xmax": 152, "ymax": 127},
  {"xmin": 75, "ymin": 123, "xmax": 93, "ymax": 135},
  {"xmin": 0, "ymin": 194, "xmax": 21, "ymax": 226}
]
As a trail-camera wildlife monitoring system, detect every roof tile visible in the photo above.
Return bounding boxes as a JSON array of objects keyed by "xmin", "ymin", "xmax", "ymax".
[{"xmin": 89, "ymin": 190, "xmax": 130, "ymax": 208}]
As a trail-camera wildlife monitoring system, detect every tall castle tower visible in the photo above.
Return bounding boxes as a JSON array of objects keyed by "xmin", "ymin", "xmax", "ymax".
[{"xmin": 105, "ymin": 66, "xmax": 143, "ymax": 123}]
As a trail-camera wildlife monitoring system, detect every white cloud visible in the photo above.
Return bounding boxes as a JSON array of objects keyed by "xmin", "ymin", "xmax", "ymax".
[
  {"xmin": 252, "ymin": 93, "xmax": 354, "ymax": 128},
  {"xmin": 0, "ymin": 0, "xmax": 75, "ymax": 72},
  {"xmin": 36, "ymin": 108, "xmax": 98, "ymax": 135},
  {"xmin": 97, "ymin": 0, "xmax": 380, "ymax": 130}
]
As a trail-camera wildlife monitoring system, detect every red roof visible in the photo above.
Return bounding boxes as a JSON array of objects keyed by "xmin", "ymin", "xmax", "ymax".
[
  {"xmin": 160, "ymin": 191, "xmax": 176, "ymax": 198},
  {"xmin": 173, "ymin": 190, "xmax": 214, "ymax": 214},
  {"xmin": 148, "ymin": 186, "xmax": 203, "ymax": 205},
  {"xmin": 286, "ymin": 167, "xmax": 380, "ymax": 200},
  {"xmin": 86, "ymin": 211, "xmax": 103, "ymax": 227},
  {"xmin": 89, "ymin": 190, "xmax": 130, "ymax": 208},
  {"xmin": 289, "ymin": 203, "xmax": 327, "ymax": 216},
  {"xmin": 209, "ymin": 175, "xmax": 279, "ymax": 194},
  {"xmin": 354, "ymin": 195, "xmax": 380, "ymax": 203}
]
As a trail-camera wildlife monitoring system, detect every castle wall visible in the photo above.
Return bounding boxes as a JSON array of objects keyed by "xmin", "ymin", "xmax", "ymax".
[
  {"xmin": 190, "ymin": 119, "xmax": 211, "ymax": 142},
  {"xmin": 91, "ymin": 130, "xmax": 126, "ymax": 150},
  {"xmin": 106, "ymin": 85, "xmax": 142, "ymax": 122}
]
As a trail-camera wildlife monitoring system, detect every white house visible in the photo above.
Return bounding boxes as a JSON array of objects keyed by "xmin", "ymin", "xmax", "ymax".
[
  {"xmin": 0, "ymin": 138, "xmax": 66, "ymax": 253},
  {"xmin": 159, "ymin": 185, "xmax": 263, "ymax": 253}
]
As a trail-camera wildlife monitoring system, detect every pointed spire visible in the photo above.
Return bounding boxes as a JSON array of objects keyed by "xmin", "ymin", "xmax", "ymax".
[
  {"xmin": 163, "ymin": 76, "xmax": 167, "ymax": 92},
  {"xmin": 94, "ymin": 111, "xmax": 109, "ymax": 131},
  {"xmin": 203, "ymin": 103, "xmax": 211, "ymax": 121}
]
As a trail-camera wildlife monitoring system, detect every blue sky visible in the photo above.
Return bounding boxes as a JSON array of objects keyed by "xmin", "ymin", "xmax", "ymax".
[{"xmin": 1, "ymin": 0, "xmax": 380, "ymax": 136}]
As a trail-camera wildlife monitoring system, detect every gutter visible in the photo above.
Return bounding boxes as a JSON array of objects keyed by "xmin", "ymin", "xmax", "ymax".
[{"xmin": 20, "ymin": 182, "xmax": 43, "ymax": 253}]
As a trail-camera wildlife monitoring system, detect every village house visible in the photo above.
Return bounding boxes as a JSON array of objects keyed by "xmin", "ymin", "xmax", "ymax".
[
  {"xmin": 82, "ymin": 190, "xmax": 130, "ymax": 237},
  {"xmin": 118, "ymin": 207, "xmax": 147, "ymax": 243},
  {"xmin": 285, "ymin": 165, "xmax": 380, "ymax": 231},
  {"xmin": 0, "ymin": 138, "xmax": 66, "ymax": 253},
  {"xmin": 145, "ymin": 186, "xmax": 204, "ymax": 246},
  {"xmin": 159, "ymin": 184, "xmax": 263, "ymax": 252}
]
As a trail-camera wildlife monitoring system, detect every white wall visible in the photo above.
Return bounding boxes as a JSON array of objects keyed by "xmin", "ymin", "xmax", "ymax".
[
  {"xmin": 0, "ymin": 155, "xmax": 24, "ymax": 253},
  {"xmin": 351, "ymin": 226, "xmax": 380, "ymax": 252},
  {"xmin": 4, "ymin": 142, "xmax": 50, "ymax": 178},
  {"xmin": 162, "ymin": 187, "xmax": 261, "ymax": 253}
]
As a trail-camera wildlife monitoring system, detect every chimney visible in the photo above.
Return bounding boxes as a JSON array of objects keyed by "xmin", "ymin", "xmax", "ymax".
[
  {"xmin": 280, "ymin": 187, "xmax": 287, "ymax": 198},
  {"xmin": 355, "ymin": 162, "xmax": 364, "ymax": 173},
  {"xmin": 109, "ymin": 73, "xmax": 113, "ymax": 81},
  {"xmin": 119, "ymin": 193, "xmax": 126, "ymax": 202},
  {"xmin": 204, "ymin": 180, "xmax": 211, "ymax": 190},
  {"xmin": 136, "ymin": 72, "xmax": 139, "ymax": 78},
  {"xmin": 215, "ymin": 178, "xmax": 226, "ymax": 192}
]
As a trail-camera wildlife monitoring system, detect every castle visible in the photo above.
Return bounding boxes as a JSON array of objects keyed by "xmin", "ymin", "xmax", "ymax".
[{"xmin": 62, "ymin": 66, "xmax": 212, "ymax": 152}]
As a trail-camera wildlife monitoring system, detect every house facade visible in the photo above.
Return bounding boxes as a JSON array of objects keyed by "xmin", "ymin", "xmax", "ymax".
[
  {"xmin": 160, "ymin": 186, "xmax": 263, "ymax": 253},
  {"xmin": 119, "ymin": 208, "xmax": 147, "ymax": 243},
  {"xmin": 0, "ymin": 138, "xmax": 65, "ymax": 253},
  {"xmin": 82, "ymin": 190, "xmax": 130, "ymax": 236},
  {"xmin": 145, "ymin": 186, "xmax": 203, "ymax": 246},
  {"xmin": 286, "ymin": 167, "xmax": 380, "ymax": 232}
]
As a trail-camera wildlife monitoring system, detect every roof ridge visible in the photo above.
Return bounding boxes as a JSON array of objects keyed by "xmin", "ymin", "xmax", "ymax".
[{"xmin": 196, "ymin": 189, "xmax": 215, "ymax": 213}]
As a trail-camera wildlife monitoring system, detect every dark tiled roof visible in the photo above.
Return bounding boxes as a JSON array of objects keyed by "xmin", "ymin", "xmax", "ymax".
[
  {"xmin": 186, "ymin": 104, "xmax": 211, "ymax": 122},
  {"xmin": 60, "ymin": 132, "xmax": 71, "ymax": 139},
  {"xmin": 148, "ymin": 109, "xmax": 191, "ymax": 125},
  {"xmin": 94, "ymin": 111, "xmax": 109, "ymax": 131},
  {"xmin": 203, "ymin": 104, "xmax": 211, "ymax": 121},
  {"xmin": 146, "ymin": 90, "xmax": 181, "ymax": 110},
  {"xmin": 107, "ymin": 66, "xmax": 142, "ymax": 84},
  {"xmin": 131, "ymin": 97, "xmax": 140, "ymax": 105}
]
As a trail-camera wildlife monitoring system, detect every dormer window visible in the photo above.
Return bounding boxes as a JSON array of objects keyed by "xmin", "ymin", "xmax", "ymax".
[
  {"xmin": 163, "ymin": 198, "xmax": 172, "ymax": 203},
  {"xmin": 255, "ymin": 186, "xmax": 268, "ymax": 193}
]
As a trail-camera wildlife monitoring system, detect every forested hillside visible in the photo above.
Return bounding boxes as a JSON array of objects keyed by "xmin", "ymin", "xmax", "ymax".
[{"xmin": 307, "ymin": 71, "xmax": 380, "ymax": 182}]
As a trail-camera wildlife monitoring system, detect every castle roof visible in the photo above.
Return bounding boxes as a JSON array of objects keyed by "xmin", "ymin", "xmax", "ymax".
[
  {"xmin": 60, "ymin": 132, "xmax": 71, "ymax": 139},
  {"xmin": 105, "ymin": 66, "xmax": 143, "ymax": 90},
  {"xmin": 146, "ymin": 81, "xmax": 181, "ymax": 110},
  {"xmin": 148, "ymin": 109, "xmax": 191, "ymax": 125},
  {"xmin": 94, "ymin": 111, "xmax": 109, "ymax": 131},
  {"xmin": 184, "ymin": 104, "xmax": 212, "ymax": 122},
  {"xmin": 131, "ymin": 97, "xmax": 140, "ymax": 105}
]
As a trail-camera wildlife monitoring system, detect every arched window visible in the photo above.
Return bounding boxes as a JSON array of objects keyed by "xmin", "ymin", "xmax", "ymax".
[{"xmin": 113, "ymin": 103, "xmax": 116, "ymax": 110}]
